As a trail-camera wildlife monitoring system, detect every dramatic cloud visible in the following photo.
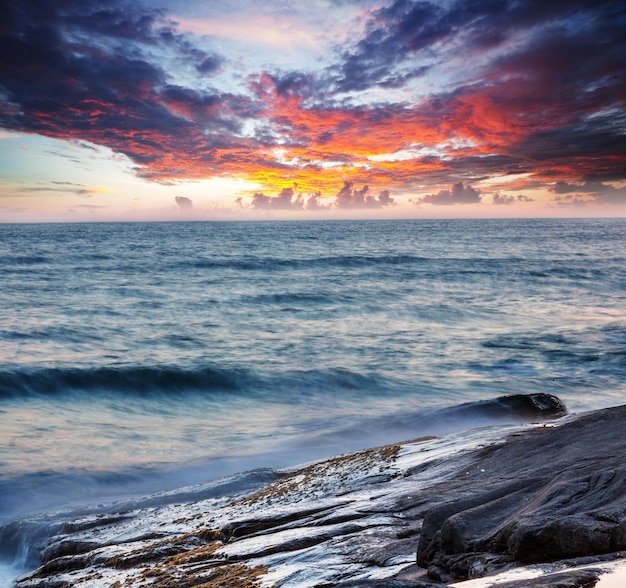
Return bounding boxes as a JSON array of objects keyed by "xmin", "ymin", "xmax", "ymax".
[
  {"xmin": 417, "ymin": 183, "xmax": 481, "ymax": 206},
  {"xmin": 1, "ymin": 0, "xmax": 625, "ymax": 216},
  {"xmin": 0, "ymin": 0, "xmax": 242, "ymax": 181}
]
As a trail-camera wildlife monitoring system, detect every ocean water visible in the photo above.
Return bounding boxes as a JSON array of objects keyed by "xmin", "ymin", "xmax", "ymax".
[{"xmin": 0, "ymin": 219, "xmax": 625, "ymax": 554}]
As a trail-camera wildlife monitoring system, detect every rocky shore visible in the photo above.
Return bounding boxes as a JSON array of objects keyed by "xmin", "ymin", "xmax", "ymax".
[{"xmin": 5, "ymin": 397, "xmax": 626, "ymax": 587}]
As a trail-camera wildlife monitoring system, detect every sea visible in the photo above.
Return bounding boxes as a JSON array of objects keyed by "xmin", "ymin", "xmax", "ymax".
[{"xmin": 0, "ymin": 218, "xmax": 625, "ymax": 582}]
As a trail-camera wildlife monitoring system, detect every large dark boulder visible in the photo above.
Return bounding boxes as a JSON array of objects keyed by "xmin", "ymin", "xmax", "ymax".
[{"xmin": 416, "ymin": 405, "xmax": 626, "ymax": 581}]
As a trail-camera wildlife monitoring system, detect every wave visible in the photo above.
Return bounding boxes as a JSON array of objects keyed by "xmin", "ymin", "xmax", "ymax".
[
  {"xmin": 185, "ymin": 253, "xmax": 430, "ymax": 272},
  {"xmin": 0, "ymin": 467, "xmax": 284, "ymax": 564},
  {"xmin": 293, "ymin": 393, "xmax": 569, "ymax": 456},
  {"xmin": 0, "ymin": 393, "xmax": 567, "ymax": 522},
  {"xmin": 245, "ymin": 292, "xmax": 355, "ymax": 306},
  {"xmin": 0, "ymin": 365, "xmax": 398, "ymax": 400},
  {"xmin": 481, "ymin": 327, "xmax": 625, "ymax": 371},
  {"xmin": 0, "ymin": 365, "xmax": 252, "ymax": 399},
  {"xmin": 0, "ymin": 255, "xmax": 50, "ymax": 266},
  {"xmin": 179, "ymin": 254, "xmax": 614, "ymax": 287}
]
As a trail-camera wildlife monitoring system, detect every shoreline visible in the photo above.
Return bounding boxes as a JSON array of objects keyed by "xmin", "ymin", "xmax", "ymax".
[{"xmin": 5, "ymin": 401, "xmax": 626, "ymax": 587}]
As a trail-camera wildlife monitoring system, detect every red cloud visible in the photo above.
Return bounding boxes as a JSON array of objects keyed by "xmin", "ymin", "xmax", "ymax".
[{"xmin": 1, "ymin": 0, "xmax": 625, "ymax": 207}]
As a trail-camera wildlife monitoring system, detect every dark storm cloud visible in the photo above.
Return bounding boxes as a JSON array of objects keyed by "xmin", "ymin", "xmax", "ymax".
[
  {"xmin": 477, "ymin": 11, "xmax": 626, "ymax": 167},
  {"xmin": 334, "ymin": 182, "xmax": 395, "ymax": 208},
  {"xmin": 157, "ymin": 24, "xmax": 224, "ymax": 74},
  {"xmin": 60, "ymin": 2, "xmax": 223, "ymax": 73},
  {"xmin": 417, "ymin": 183, "xmax": 481, "ymax": 206},
  {"xmin": 0, "ymin": 0, "xmax": 235, "ymax": 180},
  {"xmin": 438, "ymin": 154, "xmax": 521, "ymax": 178},
  {"xmin": 329, "ymin": 0, "xmax": 626, "ymax": 184},
  {"xmin": 551, "ymin": 180, "xmax": 626, "ymax": 205},
  {"xmin": 333, "ymin": 0, "xmax": 626, "ymax": 94},
  {"xmin": 331, "ymin": 0, "xmax": 471, "ymax": 92},
  {"xmin": 197, "ymin": 55, "xmax": 223, "ymax": 74},
  {"xmin": 583, "ymin": 172, "xmax": 626, "ymax": 183},
  {"xmin": 1, "ymin": 0, "xmax": 624, "ymax": 195},
  {"xmin": 553, "ymin": 181, "xmax": 600, "ymax": 194},
  {"xmin": 158, "ymin": 85, "xmax": 247, "ymax": 136},
  {"xmin": 332, "ymin": 0, "xmax": 442, "ymax": 92},
  {"xmin": 267, "ymin": 71, "xmax": 317, "ymax": 100}
]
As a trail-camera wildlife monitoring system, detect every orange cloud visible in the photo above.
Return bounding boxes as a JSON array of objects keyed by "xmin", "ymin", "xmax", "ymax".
[{"xmin": 2, "ymin": 0, "xmax": 625, "ymax": 212}]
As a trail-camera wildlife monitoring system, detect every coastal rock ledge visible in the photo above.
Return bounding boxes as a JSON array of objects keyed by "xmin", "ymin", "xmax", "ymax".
[{"xmin": 7, "ymin": 400, "xmax": 626, "ymax": 587}]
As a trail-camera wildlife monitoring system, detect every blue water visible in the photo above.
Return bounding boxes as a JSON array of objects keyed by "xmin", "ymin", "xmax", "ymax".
[{"xmin": 0, "ymin": 218, "xmax": 625, "ymax": 527}]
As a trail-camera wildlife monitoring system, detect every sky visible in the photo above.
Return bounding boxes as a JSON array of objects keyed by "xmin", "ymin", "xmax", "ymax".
[{"xmin": 1, "ymin": 0, "xmax": 625, "ymax": 222}]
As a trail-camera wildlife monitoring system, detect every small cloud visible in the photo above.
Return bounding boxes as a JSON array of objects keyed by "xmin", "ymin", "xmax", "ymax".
[
  {"xmin": 76, "ymin": 142, "xmax": 99, "ymax": 152},
  {"xmin": 17, "ymin": 183, "xmax": 106, "ymax": 196},
  {"xmin": 552, "ymin": 194, "xmax": 590, "ymax": 207},
  {"xmin": 175, "ymin": 196, "xmax": 193, "ymax": 209},
  {"xmin": 334, "ymin": 182, "xmax": 395, "ymax": 208},
  {"xmin": 377, "ymin": 189, "xmax": 393, "ymax": 206},
  {"xmin": 0, "ymin": 206, "xmax": 28, "ymax": 213},
  {"xmin": 491, "ymin": 191, "xmax": 533, "ymax": 205},
  {"xmin": 196, "ymin": 54, "xmax": 223, "ymax": 74},
  {"xmin": 305, "ymin": 191, "xmax": 330, "ymax": 211},
  {"xmin": 73, "ymin": 204, "xmax": 109, "ymax": 210},
  {"xmin": 552, "ymin": 181, "xmax": 590, "ymax": 194},
  {"xmin": 492, "ymin": 192, "xmax": 515, "ymax": 205},
  {"xmin": 251, "ymin": 186, "xmax": 303, "ymax": 210},
  {"xmin": 417, "ymin": 182, "xmax": 481, "ymax": 206}
]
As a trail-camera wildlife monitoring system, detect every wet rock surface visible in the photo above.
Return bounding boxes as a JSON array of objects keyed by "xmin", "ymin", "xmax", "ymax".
[
  {"xmin": 416, "ymin": 404, "xmax": 626, "ymax": 582},
  {"xmin": 8, "ymin": 402, "xmax": 626, "ymax": 587},
  {"xmin": 433, "ymin": 392, "xmax": 568, "ymax": 423}
]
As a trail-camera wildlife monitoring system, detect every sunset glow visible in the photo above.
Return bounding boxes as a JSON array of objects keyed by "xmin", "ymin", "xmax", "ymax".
[{"xmin": 1, "ymin": 0, "xmax": 625, "ymax": 221}]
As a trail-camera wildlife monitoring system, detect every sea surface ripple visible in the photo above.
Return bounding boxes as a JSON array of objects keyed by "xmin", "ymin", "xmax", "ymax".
[{"xmin": 0, "ymin": 218, "xmax": 624, "ymax": 521}]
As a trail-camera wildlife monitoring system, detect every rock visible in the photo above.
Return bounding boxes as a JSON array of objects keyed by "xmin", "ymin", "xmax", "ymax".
[
  {"xmin": 11, "ymin": 401, "xmax": 626, "ymax": 588},
  {"xmin": 437, "ymin": 392, "xmax": 568, "ymax": 422},
  {"xmin": 331, "ymin": 581, "xmax": 442, "ymax": 587},
  {"xmin": 489, "ymin": 567, "xmax": 603, "ymax": 588},
  {"xmin": 416, "ymin": 404, "xmax": 626, "ymax": 581},
  {"xmin": 489, "ymin": 392, "xmax": 568, "ymax": 420}
]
